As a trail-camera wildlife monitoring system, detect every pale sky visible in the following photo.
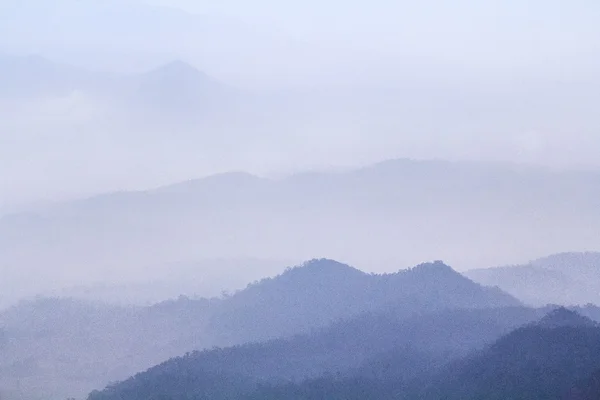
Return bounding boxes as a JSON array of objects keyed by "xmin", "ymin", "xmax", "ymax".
[{"xmin": 147, "ymin": 0, "xmax": 600, "ymax": 69}]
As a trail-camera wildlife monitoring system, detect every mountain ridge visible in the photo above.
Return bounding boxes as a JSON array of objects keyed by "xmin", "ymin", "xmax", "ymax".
[
  {"xmin": 418, "ymin": 309, "xmax": 600, "ymax": 400},
  {"xmin": 466, "ymin": 252, "xmax": 600, "ymax": 306}
]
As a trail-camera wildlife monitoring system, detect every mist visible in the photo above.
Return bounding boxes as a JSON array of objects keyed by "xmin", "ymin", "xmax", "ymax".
[
  {"xmin": 1, "ymin": 2, "xmax": 600, "ymax": 400},
  {"xmin": 1, "ymin": 0, "xmax": 600, "ymax": 301}
]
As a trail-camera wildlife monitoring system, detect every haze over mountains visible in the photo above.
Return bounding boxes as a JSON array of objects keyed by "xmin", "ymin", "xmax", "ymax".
[
  {"xmin": 2, "ymin": 158, "xmax": 600, "ymax": 307},
  {"xmin": 3, "ymin": 259, "xmax": 600, "ymax": 400},
  {"xmin": 467, "ymin": 252, "xmax": 600, "ymax": 306},
  {"xmin": 2, "ymin": 1, "xmax": 600, "ymax": 399},
  {"xmin": 0, "ymin": 0, "xmax": 295, "ymax": 77},
  {"xmin": 2, "ymin": 0, "xmax": 600, "ymax": 206},
  {"xmin": 0, "ymin": 259, "xmax": 523, "ymax": 400},
  {"xmin": 82, "ymin": 305, "xmax": 600, "ymax": 400}
]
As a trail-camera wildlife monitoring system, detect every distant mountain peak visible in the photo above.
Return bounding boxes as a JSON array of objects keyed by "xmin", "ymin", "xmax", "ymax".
[
  {"xmin": 410, "ymin": 260, "xmax": 456, "ymax": 274},
  {"xmin": 134, "ymin": 59, "xmax": 223, "ymax": 110},
  {"xmin": 280, "ymin": 259, "xmax": 365, "ymax": 278},
  {"xmin": 532, "ymin": 252, "xmax": 600, "ymax": 271},
  {"xmin": 536, "ymin": 307, "xmax": 597, "ymax": 329},
  {"xmin": 302, "ymin": 258, "xmax": 346, "ymax": 267}
]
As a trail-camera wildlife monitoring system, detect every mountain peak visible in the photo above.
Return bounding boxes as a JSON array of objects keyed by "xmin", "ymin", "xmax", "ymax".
[
  {"xmin": 411, "ymin": 260, "xmax": 456, "ymax": 274},
  {"xmin": 283, "ymin": 259, "xmax": 365, "ymax": 279},
  {"xmin": 532, "ymin": 252, "xmax": 600, "ymax": 271},
  {"xmin": 536, "ymin": 307, "xmax": 597, "ymax": 329},
  {"xmin": 134, "ymin": 59, "xmax": 222, "ymax": 111}
]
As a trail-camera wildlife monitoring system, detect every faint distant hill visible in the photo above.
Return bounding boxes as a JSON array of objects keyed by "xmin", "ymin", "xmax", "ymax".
[
  {"xmin": 2, "ymin": 159, "xmax": 600, "ymax": 305},
  {"xmin": 128, "ymin": 60, "xmax": 235, "ymax": 117},
  {"xmin": 420, "ymin": 309, "xmax": 600, "ymax": 400},
  {"xmin": 0, "ymin": 54, "xmax": 232, "ymax": 109},
  {"xmin": 466, "ymin": 252, "xmax": 600, "ymax": 306}
]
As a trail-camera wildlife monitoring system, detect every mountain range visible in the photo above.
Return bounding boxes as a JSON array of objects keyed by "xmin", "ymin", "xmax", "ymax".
[
  {"xmin": 2, "ymin": 258, "xmax": 600, "ymax": 400},
  {"xmin": 2, "ymin": 158, "xmax": 600, "ymax": 306},
  {"xmin": 86, "ymin": 307, "xmax": 600, "ymax": 400},
  {"xmin": 0, "ymin": 54, "xmax": 231, "ymax": 109},
  {"xmin": 0, "ymin": 259, "xmax": 521, "ymax": 400}
]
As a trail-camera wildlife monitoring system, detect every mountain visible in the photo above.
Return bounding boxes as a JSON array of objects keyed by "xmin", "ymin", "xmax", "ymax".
[
  {"xmin": 533, "ymin": 252, "xmax": 600, "ymax": 274},
  {"xmin": 86, "ymin": 307, "xmax": 600, "ymax": 400},
  {"xmin": 0, "ymin": 259, "xmax": 519, "ymax": 400},
  {"xmin": 535, "ymin": 307, "xmax": 598, "ymax": 329},
  {"xmin": 1, "ymin": 285, "xmax": 596, "ymax": 400},
  {"xmin": 86, "ymin": 306, "xmax": 540, "ymax": 400},
  {"xmin": 128, "ymin": 60, "xmax": 233, "ymax": 116},
  {"xmin": 3, "ymin": 159, "xmax": 600, "ymax": 307},
  {"xmin": 209, "ymin": 259, "xmax": 521, "ymax": 343},
  {"xmin": 0, "ymin": 54, "xmax": 229, "ymax": 107},
  {"xmin": 467, "ymin": 252, "xmax": 600, "ymax": 305},
  {"xmin": 242, "ymin": 308, "xmax": 600, "ymax": 400},
  {"xmin": 418, "ymin": 309, "xmax": 600, "ymax": 400}
]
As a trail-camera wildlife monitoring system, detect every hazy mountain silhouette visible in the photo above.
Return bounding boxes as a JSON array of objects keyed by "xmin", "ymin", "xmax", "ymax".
[
  {"xmin": 0, "ymin": 54, "xmax": 230, "ymax": 108},
  {"xmin": 467, "ymin": 252, "xmax": 600, "ymax": 305},
  {"xmin": 2, "ymin": 286, "xmax": 598, "ymax": 399},
  {"xmin": 130, "ymin": 60, "xmax": 231, "ymax": 115},
  {"xmin": 3, "ymin": 159, "xmax": 600, "ymax": 307}
]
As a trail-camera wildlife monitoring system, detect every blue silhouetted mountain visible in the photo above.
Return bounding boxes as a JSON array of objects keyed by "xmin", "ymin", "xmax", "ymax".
[
  {"xmin": 419, "ymin": 309, "xmax": 600, "ymax": 400},
  {"xmin": 534, "ymin": 307, "xmax": 598, "ymax": 329},
  {"xmin": 86, "ymin": 306, "xmax": 540, "ymax": 400},
  {"xmin": 0, "ymin": 258, "xmax": 520, "ymax": 400},
  {"xmin": 210, "ymin": 259, "xmax": 520, "ymax": 343}
]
